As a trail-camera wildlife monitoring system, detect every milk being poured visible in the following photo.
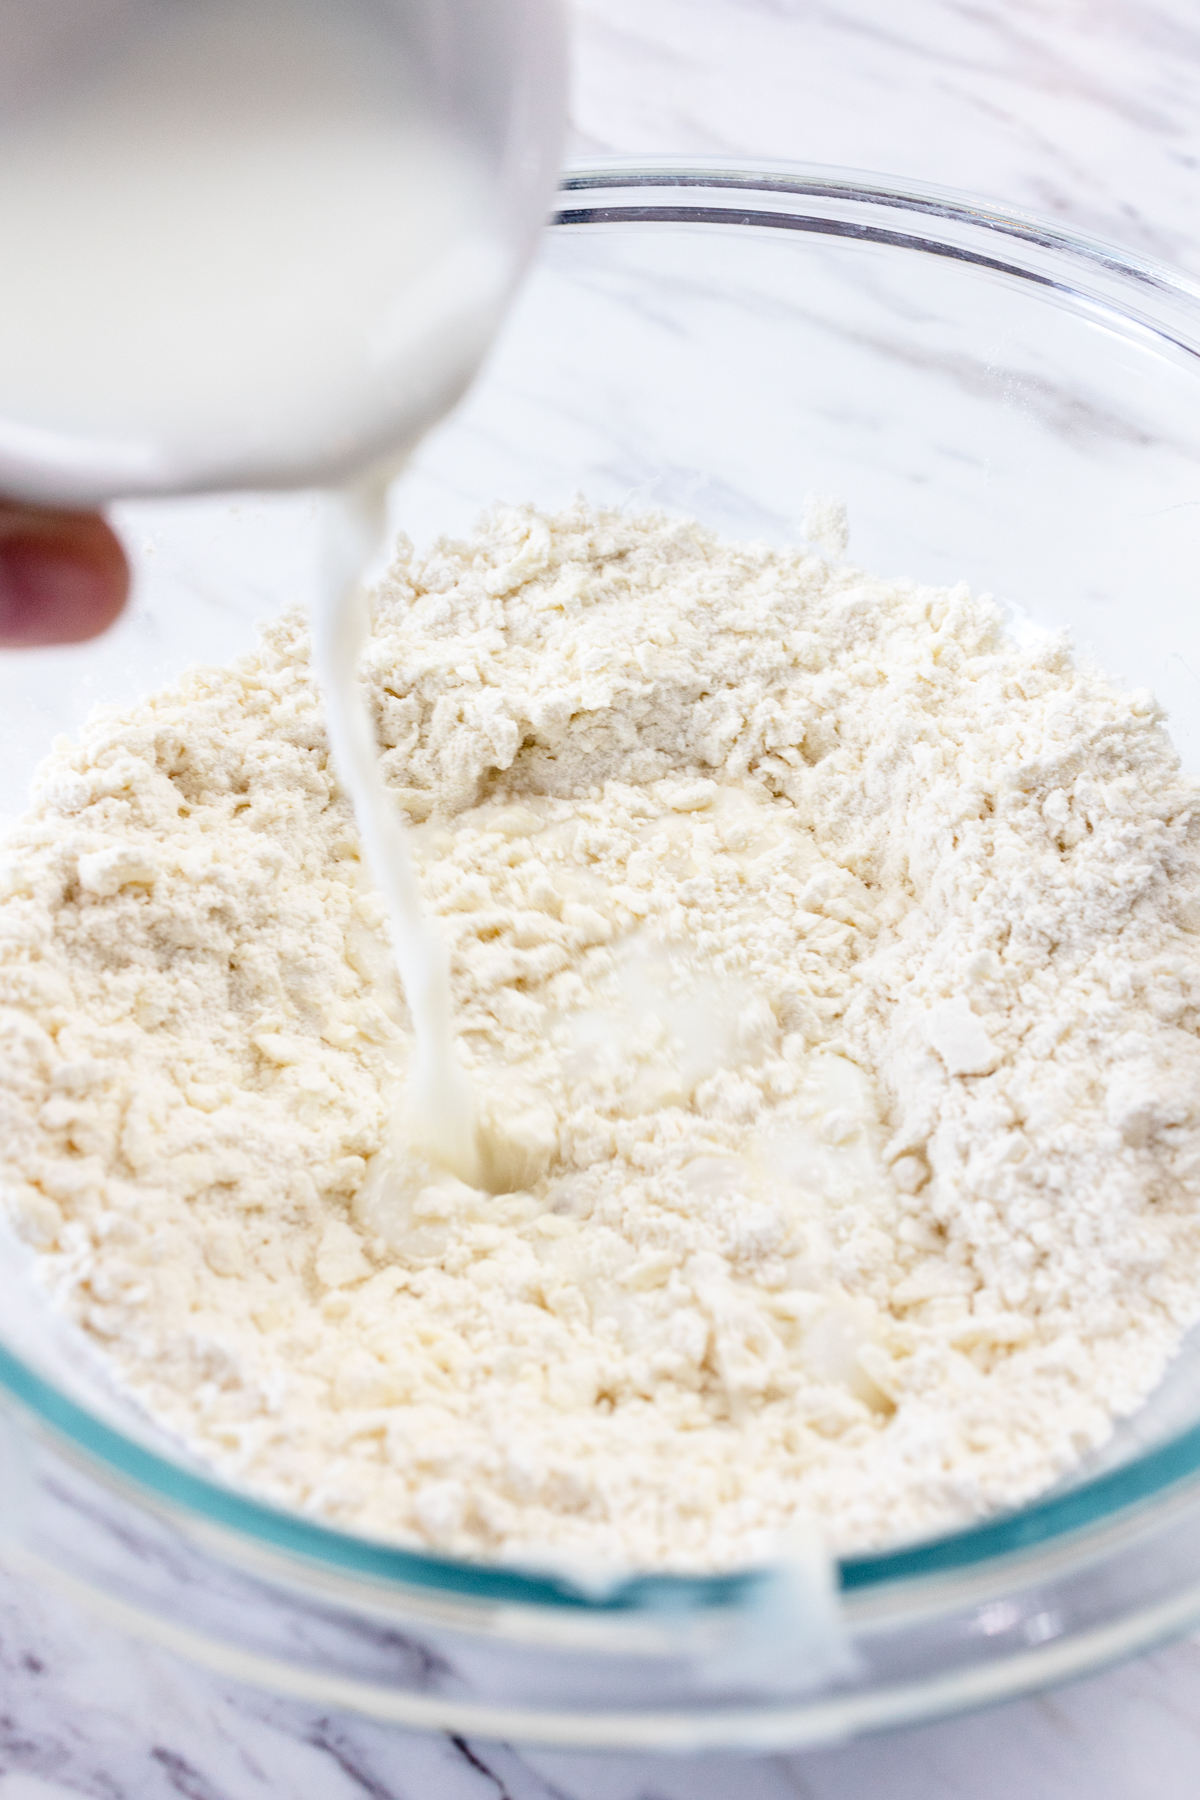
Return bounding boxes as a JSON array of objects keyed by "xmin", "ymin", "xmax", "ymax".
[
  {"xmin": 0, "ymin": 0, "xmax": 560, "ymax": 1183},
  {"xmin": 316, "ymin": 478, "xmax": 484, "ymax": 1187}
]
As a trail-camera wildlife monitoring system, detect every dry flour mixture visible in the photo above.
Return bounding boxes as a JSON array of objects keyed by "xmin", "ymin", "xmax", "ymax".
[{"xmin": 3, "ymin": 499, "xmax": 1200, "ymax": 1568}]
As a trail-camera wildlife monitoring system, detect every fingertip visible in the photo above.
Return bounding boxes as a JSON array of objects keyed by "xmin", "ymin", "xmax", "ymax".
[{"xmin": 0, "ymin": 511, "xmax": 130, "ymax": 648}]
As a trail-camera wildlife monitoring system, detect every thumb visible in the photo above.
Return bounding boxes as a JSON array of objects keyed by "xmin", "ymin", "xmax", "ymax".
[{"xmin": 0, "ymin": 503, "xmax": 130, "ymax": 647}]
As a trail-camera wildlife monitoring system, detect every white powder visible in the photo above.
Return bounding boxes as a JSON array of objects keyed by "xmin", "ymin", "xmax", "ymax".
[{"xmin": 3, "ymin": 498, "xmax": 1200, "ymax": 1570}]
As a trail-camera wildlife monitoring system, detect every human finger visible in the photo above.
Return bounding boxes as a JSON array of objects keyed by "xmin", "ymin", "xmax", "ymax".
[{"xmin": 0, "ymin": 503, "xmax": 130, "ymax": 647}]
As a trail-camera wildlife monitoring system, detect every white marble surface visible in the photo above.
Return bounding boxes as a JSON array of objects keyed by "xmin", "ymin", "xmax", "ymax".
[
  {"xmin": 5, "ymin": 1551, "xmax": 1200, "ymax": 1800},
  {"xmin": 7, "ymin": 2, "xmax": 1200, "ymax": 1795}
]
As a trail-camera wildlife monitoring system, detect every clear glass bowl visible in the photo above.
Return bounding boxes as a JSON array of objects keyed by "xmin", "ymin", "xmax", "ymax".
[{"xmin": 3, "ymin": 161, "xmax": 1200, "ymax": 1751}]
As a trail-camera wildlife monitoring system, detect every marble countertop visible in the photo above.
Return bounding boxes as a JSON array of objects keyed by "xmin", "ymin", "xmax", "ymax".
[{"xmin": 6, "ymin": 3, "xmax": 1200, "ymax": 1795}]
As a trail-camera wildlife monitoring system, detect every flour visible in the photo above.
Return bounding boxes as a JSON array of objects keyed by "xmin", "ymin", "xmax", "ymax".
[{"xmin": 3, "ymin": 498, "xmax": 1200, "ymax": 1569}]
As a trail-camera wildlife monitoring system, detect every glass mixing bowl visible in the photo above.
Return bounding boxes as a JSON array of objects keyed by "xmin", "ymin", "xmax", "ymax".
[{"xmin": 3, "ymin": 162, "xmax": 1200, "ymax": 1752}]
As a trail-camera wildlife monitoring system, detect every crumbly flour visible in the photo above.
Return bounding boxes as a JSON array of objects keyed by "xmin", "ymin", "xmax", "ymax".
[{"xmin": 3, "ymin": 499, "xmax": 1200, "ymax": 1569}]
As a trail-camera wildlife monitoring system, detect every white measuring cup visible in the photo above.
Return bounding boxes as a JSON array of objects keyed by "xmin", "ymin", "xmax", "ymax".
[{"xmin": 0, "ymin": 0, "xmax": 566, "ymax": 506}]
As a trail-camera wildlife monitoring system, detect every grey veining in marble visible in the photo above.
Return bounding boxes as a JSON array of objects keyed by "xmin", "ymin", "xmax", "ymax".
[
  {"xmin": 7, "ymin": 2, "xmax": 1200, "ymax": 1796},
  {"xmin": 569, "ymin": 0, "xmax": 1200, "ymax": 275},
  {"xmin": 5, "ymin": 1549, "xmax": 1200, "ymax": 1799}
]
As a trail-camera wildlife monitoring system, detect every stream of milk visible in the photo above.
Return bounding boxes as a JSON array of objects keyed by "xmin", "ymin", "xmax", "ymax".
[
  {"xmin": 0, "ymin": 0, "xmax": 510, "ymax": 1181},
  {"xmin": 314, "ymin": 478, "xmax": 484, "ymax": 1186}
]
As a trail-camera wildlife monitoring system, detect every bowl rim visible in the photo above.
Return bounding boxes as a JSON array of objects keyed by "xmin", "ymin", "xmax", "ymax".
[
  {"xmin": 556, "ymin": 152, "xmax": 1200, "ymax": 305},
  {"xmin": 6, "ymin": 155, "xmax": 1200, "ymax": 1616}
]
